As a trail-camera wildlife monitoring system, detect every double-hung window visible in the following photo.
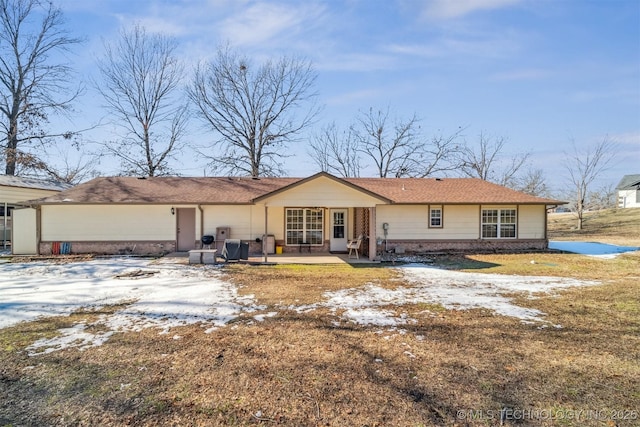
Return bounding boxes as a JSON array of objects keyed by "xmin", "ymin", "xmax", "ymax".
[
  {"xmin": 481, "ymin": 208, "xmax": 517, "ymax": 238},
  {"xmin": 286, "ymin": 208, "xmax": 324, "ymax": 245},
  {"xmin": 429, "ymin": 206, "xmax": 442, "ymax": 228}
]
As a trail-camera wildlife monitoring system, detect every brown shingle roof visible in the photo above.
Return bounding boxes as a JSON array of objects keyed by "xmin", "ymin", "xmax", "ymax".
[
  {"xmin": 28, "ymin": 174, "xmax": 563, "ymax": 205},
  {"xmin": 346, "ymin": 177, "xmax": 562, "ymax": 204},
  {"xmin": 29, "ymin": 176, "xmax": 299, "ymax": 204}
]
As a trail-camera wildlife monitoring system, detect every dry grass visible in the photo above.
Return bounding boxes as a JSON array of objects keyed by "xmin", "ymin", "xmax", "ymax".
[
  {"xmin": 1, "ymin": 216, "xmax": 639, "ymax": 426},
  {"xmin": 223, "ymin": 263, "xmax": 399, "ymax": 306},
  {"xmin": 548, "ymin": 208, "xmax": 640, "ymax": 246}
]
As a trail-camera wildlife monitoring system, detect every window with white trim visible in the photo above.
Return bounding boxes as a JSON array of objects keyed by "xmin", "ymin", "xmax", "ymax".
[
  {"xmin": 429, "ymin": 206, "xmax": 442, "ymax": 228},
  {"xmin": 286, "ymin": 208, "xmax": 324, "ymax": 245},
  {"xmin": 481, "ymin": 208, "xmax": 517, "ymax": 238}
]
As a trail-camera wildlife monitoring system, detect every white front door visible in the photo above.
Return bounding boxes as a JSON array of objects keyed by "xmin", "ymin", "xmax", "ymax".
[{"xmin": 330, "ymin": 209, "xmax": 348, "ymax": 252}]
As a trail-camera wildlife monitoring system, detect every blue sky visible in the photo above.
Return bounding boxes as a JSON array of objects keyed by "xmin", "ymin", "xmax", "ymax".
[{"xmin": 53, "ymin": 0, "xmax": 639, "ymax": 192}]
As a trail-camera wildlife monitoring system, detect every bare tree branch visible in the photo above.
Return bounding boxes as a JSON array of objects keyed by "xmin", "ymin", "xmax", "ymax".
[
  {"xmin": 96, "ymin": 24, "xmax": 188, "ymax": 177},
  {"xmin": 517, "ymin": 168, "xmax": 549, "ymax": 197},
  {"xmin": 351, "ymin": 107, "xmax": 419, "ymax": 178},
  {"xmin": 563, "ymin": 137, "xmax": 618, "ymax": 229},
  {"xmin": 189, "ymin": 45, "xmax": 319, "ymax": 177},
  {"xmin": 308, "ymin": 122, "xmax": 362, "ymax": 177},
  {"xmin": 0, "ymin": 0, "xmax": 82, "ymax": 175},
  {"xmin": 457, "ymin": 132, "xmax": 530, "ymax": 187}
]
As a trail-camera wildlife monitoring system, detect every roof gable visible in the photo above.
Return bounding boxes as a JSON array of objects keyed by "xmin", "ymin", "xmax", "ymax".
[
  {"xmin": 616, "ymin": 174, "xmax": 640, "ymax": 190},
  {"xmin": 253, "ymin": 172, "xmax": 390, "ymax": 207}
]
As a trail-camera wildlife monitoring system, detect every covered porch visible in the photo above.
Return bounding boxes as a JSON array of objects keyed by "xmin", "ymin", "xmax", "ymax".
[{"xmin": 253, "ymin": 174, "xmax": 390, "ymax": 262}]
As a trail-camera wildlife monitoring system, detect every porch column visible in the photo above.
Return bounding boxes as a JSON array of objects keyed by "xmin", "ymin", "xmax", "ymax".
[
  {"xmin": 3, "ymin": 202, "xmax": 7, "ymax": 249},
  {"xmin": 369, "ymin": 206, "xmax": 376, "ymax": 261},
  {"xmin": 263, "ymin": 204, "xmax": 268, "ymax": 263}
]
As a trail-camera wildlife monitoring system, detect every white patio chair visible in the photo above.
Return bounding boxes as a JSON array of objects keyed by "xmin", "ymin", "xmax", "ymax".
[{"xmin": 347, "ymin": 235, "xmax": 364, "ymax": 259}]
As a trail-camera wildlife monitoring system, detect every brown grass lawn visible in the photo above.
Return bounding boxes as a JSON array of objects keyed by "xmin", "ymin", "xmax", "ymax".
[
  {"xmin": 1, "ymin": 212, "xmax": 639, "ymax": 426},
  {"xmin": 548, "ymin": 207, "xmax": 640, "ymax": 246}
]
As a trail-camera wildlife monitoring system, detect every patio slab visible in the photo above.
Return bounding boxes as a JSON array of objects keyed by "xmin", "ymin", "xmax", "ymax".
[{"xmin": 164, "ymin": 252, "xmax": 378, "ymax": 265}]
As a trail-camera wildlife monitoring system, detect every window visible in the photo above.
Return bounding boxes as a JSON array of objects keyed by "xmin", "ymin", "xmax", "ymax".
[
  {"xmin": 286, "ymin": 208, "xmax": 324, "ymax": 245},
  {"xmin": 429, "ymin": 206, "xmax": 442, "ymax": 228},
  {"xmin": 482, "ymin": 208, "xmax": 517, "ymax": 239}
]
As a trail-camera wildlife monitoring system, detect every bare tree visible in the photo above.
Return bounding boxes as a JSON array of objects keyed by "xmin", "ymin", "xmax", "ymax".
[
  {"xmin": 411, "ymin": 129, "xmax": 464, "ymax": 178},
  {"xmin": 96, "ymin": 25, "xmax": 188, "ymax": 177},
  {"xmin": 189, "ymin": 46, "xmax": 319, "ymax": 177},
  {"xmin": 518, "ymin": 168, "xmax": 549, "ymax": 197},
  {"xmin": 0, "ymin": 0, "xmax": 82, "ymax": 175},
  {"xmin": 458, "ymin": 132, "xmax": 530, "ymax": 187},
  {"xmin": 309, "ymin": 122, "xmax": 361, "ymax": 177},
  {"xmin": 352, "ymin": 107, "xmax": 421, "ymax": 178},
  {"xmin": 564, "ymin": 138, "xmax": 617, "ymax": 229},
  {"xmin": 589, "ymin": 183, "xmax": 616, "ymax": 210}
]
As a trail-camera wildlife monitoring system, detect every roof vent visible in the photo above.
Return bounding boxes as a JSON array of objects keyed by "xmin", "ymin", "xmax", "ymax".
[
  {"xmin": 137, "ymin": 176, "xmax": 147, "ymax": 180},
  {"xmin": 435, "ymin": 178, "xmax": 442, "ymax": 181}
]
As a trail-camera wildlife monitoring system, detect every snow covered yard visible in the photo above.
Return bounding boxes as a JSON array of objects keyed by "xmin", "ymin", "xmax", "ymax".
[
  {"xmin": 0, "ymin": 257, "xmax": 261, "ymax": 355},
  {"xmin": 0, "ymin": 256, "xmax": 602, "ymax": 355}
]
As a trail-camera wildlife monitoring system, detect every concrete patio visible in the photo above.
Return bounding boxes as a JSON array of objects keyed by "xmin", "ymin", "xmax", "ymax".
[{"xmin": 164, "ymin": 252, "xmax": 378, "ymax": 265}]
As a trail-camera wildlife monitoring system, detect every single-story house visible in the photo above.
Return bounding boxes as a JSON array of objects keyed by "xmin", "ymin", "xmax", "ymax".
[
  {"xmin": 616, "ymin": 174, "xmax": 640, "ymax": 208},
  {"xmin": 0, "ymin": 175, "xmax": 70, "ymax": 249},
  {"xmin": 13, "ymin": 172, "xmax": 563, "ymax": 259}
]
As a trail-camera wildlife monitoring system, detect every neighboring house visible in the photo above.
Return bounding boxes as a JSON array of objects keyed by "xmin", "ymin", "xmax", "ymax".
[
  {"xmin": 13, "ymin": 172, "xmax": 563, "ymax": 259},
  {"xmin": 0, "ymin": 175, "xmax": 71, "ymax": 249},
  {"xmin": 616, "ymin": 174, "xmax": 640, "ymax": 208}
]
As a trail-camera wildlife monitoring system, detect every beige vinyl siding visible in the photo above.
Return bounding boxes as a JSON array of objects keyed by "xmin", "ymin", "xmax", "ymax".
[
  {"xmin": 12, "ymin": 208, "xmax": 37, "ymax": 254},
  {"xmin": 259, "ymin": 176, "xmax": 383, "ymax": 207},
  {"xmin": 0, "ymin": 186, "xmax": 59, "ymax": 204},
  {"xmin": 517, "ymin": 205, "xmax": 546, "ymax": 239},
  {"xmin": 202, "ymin": 205, "xmax": 266, "ymax": 241},
  {"xmin": 201, "ymin": 205, "xmax": 354, "ymax": 243},
  {"xmin": 376, "ymin": 205, "xmax": 480, "ymax": 239},
  {"xmin": 41, "ymin": 205, "xmax": 175, "ymax": 241}
]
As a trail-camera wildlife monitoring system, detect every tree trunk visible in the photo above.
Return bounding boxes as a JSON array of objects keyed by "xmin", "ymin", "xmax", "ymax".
[{"xmin": 5, "ymin": 123, "xmax": 18, "ymax": 175}]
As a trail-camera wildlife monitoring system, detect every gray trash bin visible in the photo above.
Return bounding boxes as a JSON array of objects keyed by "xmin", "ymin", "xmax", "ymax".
[{"xmin": 240, "ymin": 242, "xmax": 249, "ymax": 260}]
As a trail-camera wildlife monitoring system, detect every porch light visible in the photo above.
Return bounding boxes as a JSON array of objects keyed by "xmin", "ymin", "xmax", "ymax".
[{"xmin": 171, "ymin": 207, "xmax": 175, "ymax": 215}]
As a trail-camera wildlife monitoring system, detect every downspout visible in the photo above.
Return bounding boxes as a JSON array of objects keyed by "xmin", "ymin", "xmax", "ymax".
[
  {"xmin": 198, "ymin": 204, "xmax": 204, "ymax": 246},
  {"xmin": 36, "ymin": 205, "xmax": 41, "ymax": 256}
]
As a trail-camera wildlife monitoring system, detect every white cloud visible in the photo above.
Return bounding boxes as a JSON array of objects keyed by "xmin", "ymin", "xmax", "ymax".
[
  {"xmin": 419, "ymin": 0, "xmax": 522, "ymax": 20},
  {"xmin": 218, "ymin": 2, "xmax": 326, "ymax": 47},
  {"xmin": 385, "ymin": 33, "xmax": 520, "ymax": 60}
]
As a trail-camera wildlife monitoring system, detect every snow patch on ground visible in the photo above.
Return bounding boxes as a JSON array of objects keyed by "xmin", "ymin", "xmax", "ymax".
[
  {"xmin": 322, "ymin": 264, "xmax": 599, "ymax": 327},
  {"xmin": 1, "ymin": 257, "xmax": 261, "ymax": 354},
  {"xmin": 1, "ymin": 256, "xmax": 602, "ymax": 355}
]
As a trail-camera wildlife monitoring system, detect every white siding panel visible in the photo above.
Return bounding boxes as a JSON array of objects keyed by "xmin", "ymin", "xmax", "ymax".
[
  {"xmin": 260, "ymin": 176, "xmax": 384, "ymax": 207},
  {"xmin": 376, "ymin": 205, "xmax": 480, "ymax": 239},
  {"xmin": 42, "ymin": 205, "xmax": 175, "ymax": 241},
  {"xmin": 202, "ymin": 205, "xmax": 271, "ymax": 241},
  {"xmin": 12, "ymin": 208, "xmax": 37, "ymax": 254},
  {"xmin": 518, "ymin": 205, "xmax": 546, "ymax": 239},
  {"xmin": 618, "ymin": 189, "xmax": 640, "ymax": 208}
]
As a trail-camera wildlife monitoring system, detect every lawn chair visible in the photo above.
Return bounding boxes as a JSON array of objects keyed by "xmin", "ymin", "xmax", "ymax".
[{"xmin": 347, "ymin": 234, "xmax": 364, "ymax": 259}]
